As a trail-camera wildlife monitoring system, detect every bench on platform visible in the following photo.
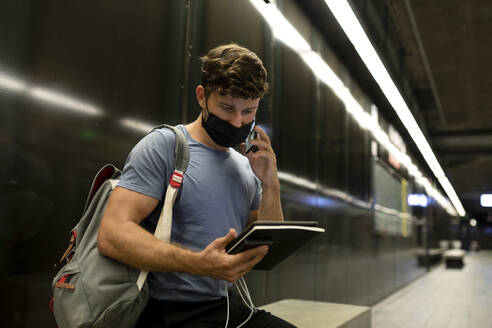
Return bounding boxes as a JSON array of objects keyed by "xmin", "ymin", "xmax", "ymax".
[
  {"xmin": 443, "ymin": 249, "xmax": 465, "ymax": 268},
  {"xmin": 260, "ymin": 299, "xmax": 371, "ymax": 328},
  {"xmin": 416, "ymin": 248, "xmax": 444, "ymax": 266}
]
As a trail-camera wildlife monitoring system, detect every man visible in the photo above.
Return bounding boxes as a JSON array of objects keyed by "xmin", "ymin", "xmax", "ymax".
[{"xmin": 98, "ymin": 44, "xmax": 295, "ymax": 327}]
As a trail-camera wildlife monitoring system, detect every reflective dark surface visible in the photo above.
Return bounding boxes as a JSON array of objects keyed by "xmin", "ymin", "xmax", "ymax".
[{"xmin": 0, "ymin": 0, "xmax": 451, "ymax": 326}]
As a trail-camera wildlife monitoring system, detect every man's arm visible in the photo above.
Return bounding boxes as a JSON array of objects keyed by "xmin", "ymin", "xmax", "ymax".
[
  {"xmin": 248, "ymin": 185, "xmax": 283, "ymax": 225},
  {"xmin": 245, "ymin": 125, "xmax": 284, "ymax": 224},
  {"xmin": 258, "ymin": 185, "xmax": 284, "ymax": 221},
  {"xmin": 97, "ymin": 186, "xmax": 267, "ymax": 282}
]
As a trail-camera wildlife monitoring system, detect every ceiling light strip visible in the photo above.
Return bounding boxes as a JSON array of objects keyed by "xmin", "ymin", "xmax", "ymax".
[
  {"xmin": 249, "ymin": 0, "xmax": 458, "ymax": 216},
  {"xmin": 323, "ymin": 0, "xmax": 465, "ymax": 216},
  {"xmin": 249, "ymin": 0, "xmax": 311, "ymax": 52}
]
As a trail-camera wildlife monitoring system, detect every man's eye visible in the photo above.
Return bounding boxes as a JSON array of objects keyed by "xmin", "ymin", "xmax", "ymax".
[{"xmin": 222, "ymin": 106, "xmax": 232, "ymax": 112}]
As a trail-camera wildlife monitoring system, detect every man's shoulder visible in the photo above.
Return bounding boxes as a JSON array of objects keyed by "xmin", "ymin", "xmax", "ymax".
[
  {"xmin": 138, "ymin": 125, "xmax": 184, "ymax": 148},
  {"xmin": 229, "ymin": 148, "xmax": 254, "ymax": 169},
  {"xmin": 151, "ymin": 125, "xmax": 182, "ymax": 140},
  {"xmin": 126, "ymin": 125, "xmax": 184, "ymax": 166}
]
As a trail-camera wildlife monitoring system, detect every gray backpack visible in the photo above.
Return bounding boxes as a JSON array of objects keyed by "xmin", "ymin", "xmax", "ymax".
[{"xmin": 51, "ymin": 125, "xmax": 189, "ymax": 328}]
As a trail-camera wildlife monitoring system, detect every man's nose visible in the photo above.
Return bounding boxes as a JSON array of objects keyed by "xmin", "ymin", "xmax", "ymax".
[{"xmin": 229, "ymin": 112, "xmax": 242, "ymax": 128}]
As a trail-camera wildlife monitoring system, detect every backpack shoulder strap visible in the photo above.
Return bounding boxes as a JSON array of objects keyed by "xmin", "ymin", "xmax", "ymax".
[
  {"xmin": 82, "ymin": 125, "xmax": 188, "ymax": 216},
  {"xmin": 136, "ymin": 124, "xmax": 189, "ymax": 290},
  {"xmin": 153, "ymin": 124, "xmax": 190, "ymax": 174}
]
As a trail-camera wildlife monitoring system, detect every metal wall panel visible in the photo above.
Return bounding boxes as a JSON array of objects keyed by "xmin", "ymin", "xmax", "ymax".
[{"xmin": 0, "ymin": 1, "xmax": 187, "ymax": 326}]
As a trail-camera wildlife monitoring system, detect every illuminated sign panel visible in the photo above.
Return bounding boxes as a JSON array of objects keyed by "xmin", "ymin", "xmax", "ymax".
[
  {"xmin": 408, "ymin": 194, "xmax": 428, "ymax": 207},
  {"xmin": 481, "ymin": 194, "xmax": 492, "ymax": 207}
]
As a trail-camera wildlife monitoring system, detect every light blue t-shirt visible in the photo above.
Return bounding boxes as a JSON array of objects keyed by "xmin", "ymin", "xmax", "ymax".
[{"xmin": 117, "ymin": 125, "xmax": 261, "ymax": 301}]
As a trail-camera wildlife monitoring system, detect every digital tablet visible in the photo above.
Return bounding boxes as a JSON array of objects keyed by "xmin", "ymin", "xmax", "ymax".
[{"xmin": 226, "ymin": 221, "xmax": 325, "ymax": 270}]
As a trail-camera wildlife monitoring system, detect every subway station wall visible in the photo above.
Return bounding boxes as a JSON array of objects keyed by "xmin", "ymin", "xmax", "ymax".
[{"xmin": 0, "ymin": 0, "xmax": 434, "ymax": 326}]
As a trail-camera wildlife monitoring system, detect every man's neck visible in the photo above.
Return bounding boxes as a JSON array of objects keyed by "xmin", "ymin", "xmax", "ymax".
[{"xmin": 185, "ymin": 117, "xmax": 229, "ymax": 152}]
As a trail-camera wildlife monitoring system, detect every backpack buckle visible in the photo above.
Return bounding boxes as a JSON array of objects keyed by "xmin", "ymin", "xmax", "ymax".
[{"xmin": 169, "ymin": 170, "xmax": 184, "ymax": 188}]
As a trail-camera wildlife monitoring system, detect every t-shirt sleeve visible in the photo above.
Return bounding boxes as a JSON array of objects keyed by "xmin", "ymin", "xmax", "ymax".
[{"xmin": 117, "ymin": 130, "xmax": 175, "ymax": 201}]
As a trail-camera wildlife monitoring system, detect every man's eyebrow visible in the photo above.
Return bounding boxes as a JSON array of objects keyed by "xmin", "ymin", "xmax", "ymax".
[
  {"xmin": 218, "ymin": 102, "xmax": 257, "ymax": 111},
  {"xmin": 242, "ymin": 106, "xmax": 258, "ymax": 111},
  {"xmin": 218, "ymin": 102, "xmax": 234, "ymax": 108}
]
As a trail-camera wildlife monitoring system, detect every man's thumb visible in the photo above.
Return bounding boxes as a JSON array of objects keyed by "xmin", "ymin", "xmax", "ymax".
[{"xmin": 218, "ymin": 228, "xmax": 238, "ymax": 247}]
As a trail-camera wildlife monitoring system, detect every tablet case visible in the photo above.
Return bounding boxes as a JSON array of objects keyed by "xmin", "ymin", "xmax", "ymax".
[{"xmin": 226, "ymin": 221, "xmax": 325, "ymax": 270}]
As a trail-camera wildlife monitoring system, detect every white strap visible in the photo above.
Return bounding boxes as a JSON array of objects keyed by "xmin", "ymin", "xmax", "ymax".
[
  {"xmin": 108, "ymin": 179, "xmax": 118, "ymax": 189},
  {"xmin": 136, "ymin": 182, "xmax": 180, "ymax": 290}
]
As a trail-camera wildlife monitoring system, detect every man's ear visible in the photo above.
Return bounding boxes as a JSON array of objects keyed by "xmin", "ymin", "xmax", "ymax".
[{"xmin": 196, "ymin": 85, "xmax": 206, "ymax": 108}]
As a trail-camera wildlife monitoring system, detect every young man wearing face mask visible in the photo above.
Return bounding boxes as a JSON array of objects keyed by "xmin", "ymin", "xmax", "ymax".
[{"xmin": 97, "ymin": 44, "xmax": 295, "ymax": 327}]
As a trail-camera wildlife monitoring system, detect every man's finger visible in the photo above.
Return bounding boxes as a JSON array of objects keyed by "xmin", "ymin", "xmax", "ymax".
[
  {"xmin": 250, "ymin": 139, "xmax": 270, "ymax": 151},
  {"xmin": 254, "ymin": 126, "xmax": 271, "ymax": 145},
  {"xmin": 233, "ymin": 249, "xmax": 268, "ymax": 275},
  {"xmin": 214, "ymin": 228, "xmax": 238, "ymax": 248},
  {"xmin": 232, "ymin": 245, "xmax": 268, "ymax": 263},
  {"xmin": 238, "ymin": 143, "xmax": 246, "ymax": 154}
]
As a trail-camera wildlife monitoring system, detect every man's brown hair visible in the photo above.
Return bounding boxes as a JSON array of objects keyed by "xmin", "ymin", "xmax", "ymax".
[{"xmin": 200, "ymin": 43, "xmax": 269, "ymax": 99}]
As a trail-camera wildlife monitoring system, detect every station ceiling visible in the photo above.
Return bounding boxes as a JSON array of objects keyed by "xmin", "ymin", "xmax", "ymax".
[
  {"xmin": 296, "ymin": 0, "xmax": 492, "ymax": 221},
  {"xmin": 386, "ymin": 0, "xmax": 492, "ymax": 221}
]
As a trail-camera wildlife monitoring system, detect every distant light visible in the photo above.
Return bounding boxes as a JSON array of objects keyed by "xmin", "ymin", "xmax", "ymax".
[
  {"xmin": 408, "ymin": 194, "xmax": 428, "ymax": 207},
  {"xmin": 470, "ymin": 219, "xmax": 477, "ymax": 227},
  {"xmin": 481, "ymin": 194, "xmax": 492, "ymax": 207}
]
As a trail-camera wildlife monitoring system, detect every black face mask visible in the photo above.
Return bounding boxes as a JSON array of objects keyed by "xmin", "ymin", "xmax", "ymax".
[{"xmin": 201, "ymin": 105, "xmax": 254, "ymax": 148}]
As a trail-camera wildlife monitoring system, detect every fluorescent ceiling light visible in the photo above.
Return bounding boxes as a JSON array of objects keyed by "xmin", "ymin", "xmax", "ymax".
[
  {"xmin": 300, "ymin": 52, "xmax": 345, "ymax": 91},
  {"xmin": 438, "ymin": 177, "xmax": 465, "ymax": 214},
  {"xmin": 323, "ymin": 0, "xmax": 464, "ymax": 216},
  {"xmin": 249, "ymin": 0, "xmax": 310, "ymax": 52},
  {"xmin": 249, "ymin": 0, "xmax": 458, "ymax": 216},
  {"xmin": 481, "ymin": 194, "xmax": 492, "ymax": 207},
  {"xmin": 29, "ymin": 87, "xmax": 103, "ymax": 116}
]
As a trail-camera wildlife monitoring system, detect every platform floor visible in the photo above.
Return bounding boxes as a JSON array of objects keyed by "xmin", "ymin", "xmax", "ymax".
[{"xmin": 372, "ymin": 251, "xmax": 492, "ymax": 328}]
